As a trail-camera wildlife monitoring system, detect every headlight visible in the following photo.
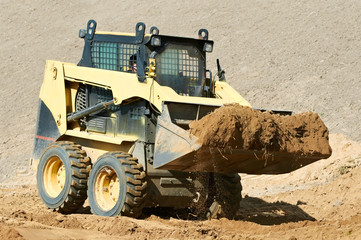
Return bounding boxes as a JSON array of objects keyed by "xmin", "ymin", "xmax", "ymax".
[
  {"xmin": 203, "ymin": 42, "xmax": 213, "ymax": 52},
  {"xmin": 79, "ymin": 29, "xmax": 86, "ymax": 38},
  {"xmin": 151, "ymin": 36, "xmax": 161, "ymax": 46}
]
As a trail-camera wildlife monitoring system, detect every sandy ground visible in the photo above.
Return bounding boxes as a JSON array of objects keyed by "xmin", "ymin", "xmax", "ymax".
[
  {"xmin": 1, "ymin": 0, "xmax": 361, "ymax": 239},
  {"xmin": 0, "ymin": 134, "xmax": 360, "ymax": 239}
]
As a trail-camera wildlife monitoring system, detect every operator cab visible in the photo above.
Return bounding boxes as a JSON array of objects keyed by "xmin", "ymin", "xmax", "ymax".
[{"xmin": 78, "ymin": 20, "xmax": 215, "ymax": 98}]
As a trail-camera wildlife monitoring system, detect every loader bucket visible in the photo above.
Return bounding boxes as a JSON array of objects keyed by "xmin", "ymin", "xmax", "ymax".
[{"xmin": 153, "ymin": 103, "xmax": 331, "ymax": 174}]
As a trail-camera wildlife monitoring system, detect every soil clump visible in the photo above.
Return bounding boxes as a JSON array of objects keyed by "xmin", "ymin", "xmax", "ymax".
[
  {"xmin": 189, "ymin": 104, "xmax": 332, "ymax": 156},
  {"xmin": 0, "ymin": 225, "xmax": 24, "ymax": 240}
]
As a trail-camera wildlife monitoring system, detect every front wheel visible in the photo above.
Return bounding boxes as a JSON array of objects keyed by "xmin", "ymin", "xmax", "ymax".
[
  {"xmin": 213, "ymin": 173, "xmax": 242, "ymax": 219},
  {"xmin": 88, "ymin": 152, "xmax": 147, "ymax": 218},
  {"xmin": 37, "ymin": 141, "xmax": 91, "ymax": 213}
]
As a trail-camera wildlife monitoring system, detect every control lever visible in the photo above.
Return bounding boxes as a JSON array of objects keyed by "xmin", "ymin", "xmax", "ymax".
[{"xmin": 216, "ymin": 59, "xmax": 226, "ymax": 82}]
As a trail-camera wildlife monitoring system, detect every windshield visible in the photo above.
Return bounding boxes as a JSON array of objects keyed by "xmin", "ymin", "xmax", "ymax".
[{"xmin": 155, "ymin": 43, "xmax": 205, "ymax": 97}]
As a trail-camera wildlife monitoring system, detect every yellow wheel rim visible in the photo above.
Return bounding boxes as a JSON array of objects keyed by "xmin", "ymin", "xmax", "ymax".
[
  {"xmin": 94, "ymin": 167, "xmax": 120, "ymax": 211},
  {"xmin": 43, "ymin": 156, "xmax": 66, "ymax": 198}
]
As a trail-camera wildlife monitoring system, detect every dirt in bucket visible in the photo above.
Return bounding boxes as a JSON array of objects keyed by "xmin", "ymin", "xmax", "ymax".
[{"xmin": 189, "ymin": 104, "xmax": 332, "ymax": 156}]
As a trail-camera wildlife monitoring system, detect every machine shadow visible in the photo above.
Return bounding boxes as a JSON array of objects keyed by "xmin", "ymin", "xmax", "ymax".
[
  {"xmin": 235, "ymin": 195, "xmax": 315, "ymax": 225},
  {"xmin": 142, "ymin": 195, "xmax": 316, "ymax": 225}
]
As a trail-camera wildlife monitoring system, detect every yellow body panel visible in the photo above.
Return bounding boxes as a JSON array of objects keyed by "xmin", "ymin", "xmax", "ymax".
[
  {"xmin": 39, "ymin": 61, "xmax": 67, "ymax": 135},
  {"xmin": 95, "ymin": 31, "xmax": 152, "ymax": 38},
  {"xmin": 62, "ymin": 61, "xmax": 251, "ymax": 112},
  {"xmin": 214, "ymin": 81, "xmax": 251, "ymax": 105}
]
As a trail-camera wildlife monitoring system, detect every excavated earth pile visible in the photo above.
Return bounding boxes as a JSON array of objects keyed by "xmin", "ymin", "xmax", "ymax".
[
  {"xmin": 190, "ymin": 104, "xmax": 332, "ymax": 156},
  {"xmin": 183, "ymin": 105, "xmax": 332, "ymax": 174}
]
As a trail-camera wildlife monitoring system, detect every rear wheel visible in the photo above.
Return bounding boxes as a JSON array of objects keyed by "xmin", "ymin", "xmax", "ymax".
[
  {"xmin": 88, "ymin": 152, "xmax": 147, "ymax": 217},
  {"xmin": 37, "ymin": 141, "xmax": 91, "ymax": 213},
  {"xmin": 208, "ymin": 173, "xmax": 242, "ymax": 219}
]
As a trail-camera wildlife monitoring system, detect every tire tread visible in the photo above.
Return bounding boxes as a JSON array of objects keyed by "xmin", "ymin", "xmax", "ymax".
[
  {"xmin": 48, "ymin": 141, "xmax": 91, "ymax": 213},
  {"xmin": 93, "ymin": 152, "xmax": 147, "ymax": 218}
]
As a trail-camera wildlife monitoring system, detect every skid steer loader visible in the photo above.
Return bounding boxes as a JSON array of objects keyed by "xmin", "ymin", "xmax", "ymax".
[{"xmin": 31, "ymin": 20, "xmax": 331, "ymax": 218}]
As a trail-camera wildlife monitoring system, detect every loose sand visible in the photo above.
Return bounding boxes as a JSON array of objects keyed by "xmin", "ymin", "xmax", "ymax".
[
  {"xmin": 190, "ymin": 104, "xmax": 331, "ymax": 156},
  {"xmin": 0, "ymin": 133, "xmax": 360, "ymax": 239}
]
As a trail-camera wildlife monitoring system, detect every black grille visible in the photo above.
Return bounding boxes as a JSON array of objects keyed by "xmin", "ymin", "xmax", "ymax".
[
  {"xmin": 91, "ymin": 86, "xmax": 120, "ymax": 112},
  {"xmin": 90, "ymin": 42, "xmax": 138, "ymax": 72},
  {"xmin": 75, "ymin": 84, "xmax": 87, "ymax": 112}
]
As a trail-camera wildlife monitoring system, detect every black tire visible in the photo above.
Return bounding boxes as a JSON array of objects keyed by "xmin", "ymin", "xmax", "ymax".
[
  {"xmin": 88, "ymin": 152, "xmax": 147, "ymax": 218},
  {"xmin": 213, "ymin": 173, "xmax": 242, "ymax": 219},
  {"xmin": 37, "ymin": 141, "xmax": 91, "ymax": 213}
]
